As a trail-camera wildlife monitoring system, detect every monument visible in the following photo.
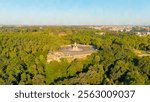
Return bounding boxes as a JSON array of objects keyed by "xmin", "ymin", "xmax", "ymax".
[
  {"xmin": 47, "ymin": 42, "xmax": 97, "ymax": 62},
  {"xmin": 68, "ymin": 42, "xmax": 83, "ymax": 51}
]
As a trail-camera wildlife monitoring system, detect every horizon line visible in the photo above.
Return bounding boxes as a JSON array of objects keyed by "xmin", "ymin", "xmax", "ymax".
[{"xmin": 0, "ymin": 24, "xmax": 150, "ymax": 27}]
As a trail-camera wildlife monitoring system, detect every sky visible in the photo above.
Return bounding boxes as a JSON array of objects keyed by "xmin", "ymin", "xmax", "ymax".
[{"xmin": 0, "ymin": 0, "xmax": 150, "ymax": 25}]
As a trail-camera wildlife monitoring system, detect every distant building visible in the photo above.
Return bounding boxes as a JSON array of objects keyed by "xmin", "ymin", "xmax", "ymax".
[
  {"xmin": 136, "ymin": 32, "xmax": 150, "ymax": 36},
  {"xmin": 90, "ymin": 25, "xmax": 133, "ymax": 32}
]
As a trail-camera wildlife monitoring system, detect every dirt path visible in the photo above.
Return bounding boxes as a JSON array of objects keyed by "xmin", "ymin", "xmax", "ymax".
[
  {"xmin": 138, "ymin": 54, "xmax": 150, "ymax": 57},
  {"xmin": 133, "ymin": 49, "xmax": 150, "ymax": 57}
]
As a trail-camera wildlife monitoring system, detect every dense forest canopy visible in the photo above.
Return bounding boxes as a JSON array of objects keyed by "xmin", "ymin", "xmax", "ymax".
[{"xmin": 0, "ymin": 26, "xmax": 150, "ymax": 85}]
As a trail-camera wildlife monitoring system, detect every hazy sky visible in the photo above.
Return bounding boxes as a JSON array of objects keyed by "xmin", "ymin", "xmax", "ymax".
[{"xmin": 0, "ymin": 0, "xmax": 150, "ymax": 25}]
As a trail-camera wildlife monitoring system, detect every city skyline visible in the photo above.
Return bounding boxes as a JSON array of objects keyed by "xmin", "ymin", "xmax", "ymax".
[{"xmin": 0, "ymin": 0, "xmax": 150, "ymax": 25}]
